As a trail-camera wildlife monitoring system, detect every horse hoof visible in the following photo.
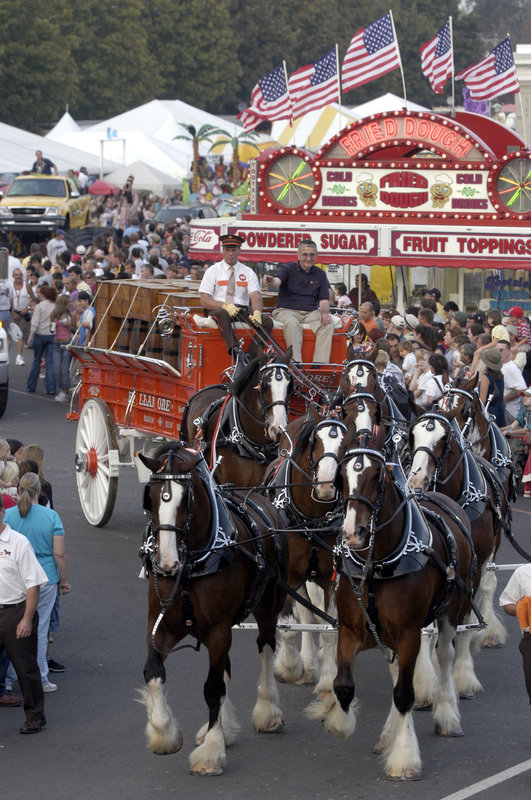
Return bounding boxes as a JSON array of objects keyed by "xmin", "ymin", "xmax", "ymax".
[
  {"xmin": 434, "ymin": 724, "xmax": 464, "ymax": 737},
  {"xmin": 413, "ymin": 701, "xmax": 433, "ymax": 711},
  {"xmin": 297, "ymin": 672, "xmax": 317, "ymax": 686},
  {"xmin": 459, "ymin": 691, "xmax": 476, "ymax": 701},
  {"xmin": 386, "ymin": 768, "xmax": 422, "ymax": 781},
  {"xmin": 189, "ymin": 765, "xmax": 224, "ymax": 777},
  {"xmin": 481, "ymin": 638, "xmax": 503, "ymax": 649},
  {"xmin": 372, "ymin": 740, "xmax": 387, "ymax": 755},
  {"xmin": 258, "ymin": 718, "xmax": 284, "ymax": 734}
]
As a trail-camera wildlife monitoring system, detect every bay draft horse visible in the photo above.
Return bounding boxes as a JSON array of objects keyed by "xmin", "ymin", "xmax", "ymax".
[
  {"xmin": 264, "ymin": 412, "xmax": 346, "ymax": 695},
  {"xmin": 308, "ymin": 428, "xmax": 476, "ymax": 781},
  {"xmin": 408, "ymin": 412, "xmax": 505, "ymax": 704},
  {"xmin": 437, "ymin": 373, "xmax": 516, "ymax": 642},
  {"xmin": 138, "ymin": 443, "xmax": 288, "ymax": 776},
  {"xmin": 180, "ymin": 347, "xmax": 293, "ymax": 487},
  {"xmin": 339, "ymin": 353, "xmax": 410, "ymax": 461}
]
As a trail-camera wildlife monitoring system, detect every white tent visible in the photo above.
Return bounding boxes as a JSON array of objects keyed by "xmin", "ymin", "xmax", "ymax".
[
  {"xmin": 46, "ymin": 99, "xmax": 234, "ymax": 179},
  {"xmin": 347, "ymin": 92, "xmax": 429, "ymax": 117},
  {"xmin": 0, "ymin": 120, "xmax": 114, "ymax": 175},
  {"xmin": 104, "ymin": 160, "xmax": 182, "ymax": 194},
  {"xmin": 47, "ymin": 111, "xmax": 81, "ymax": 138},
  {"xmin": 270, "ymin": 103, "xmax": 359, "ymax": 150}
]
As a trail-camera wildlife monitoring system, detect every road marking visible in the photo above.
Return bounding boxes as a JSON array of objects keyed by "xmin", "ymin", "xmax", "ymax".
[
  {"xmin": 439, "ymin": 759, "xmax": 531, "ymax": 800},
  {"xmin": 513, "ymin": 507, "xmax": 531, "ymax": 516}
]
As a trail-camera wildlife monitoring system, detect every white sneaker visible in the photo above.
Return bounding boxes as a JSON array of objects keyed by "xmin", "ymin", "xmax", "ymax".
[
  {"xmin": 15, "ymin": 355, "xmax": 25, "ymax": 365},
  {"xmin": 55, "ymin": 391, "xmax": 68, "ymax": 402},
  {"xmin": 43, "ymin": 681, "xmax": 57, "ymax": 693}
]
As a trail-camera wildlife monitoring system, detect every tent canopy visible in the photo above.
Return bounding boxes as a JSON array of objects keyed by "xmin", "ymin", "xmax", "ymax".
[
  {"xmin": 104, "ymin": 160, "xmax": 182, "ymax": 194},
  {"xmin": 0, "ymin": 120, "xmax": 114, "ymax": 175}
]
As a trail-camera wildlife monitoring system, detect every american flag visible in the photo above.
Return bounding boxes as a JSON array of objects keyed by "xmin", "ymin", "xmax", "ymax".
[
  {"xmin": 455, "ymin": 37, "xmax": 520, "ymax": 100},
  {"xmin": 341, "ymin": 12, "xmax": 401, "ymax": 93},
  {"xmin": 238, "ymin": 66, "xmax": 292, "ymax": 131},
  {"xmin": 288, "ymin": 49, "xmax": 339, "ymax": 120},
  {"xmin": 420, "ymin": 19, "xmax": 453, "ymax": 95}
]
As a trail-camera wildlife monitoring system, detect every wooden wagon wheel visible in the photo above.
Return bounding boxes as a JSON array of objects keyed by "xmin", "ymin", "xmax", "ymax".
[{"xmin": 74, "ymin": 398, "xmax": 119, "ymax": 527}]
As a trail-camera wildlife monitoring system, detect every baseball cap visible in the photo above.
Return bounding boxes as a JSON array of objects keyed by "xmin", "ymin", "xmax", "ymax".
[
  {"xmin": 76, "ymin": 245, "xmax": 87, "ymax": 255},
  {"xmin": 508, "ymin": 306, "xmax": 524, "ymax": 318},
  {"xmin": 453, "ymin": 311, "xmax": 468, "ymax": 326},
  {"xmin": 426, "ymin": 287, "xmax": 441, "ymax": 300},
  {"xmin": 56, "ymin": 228, "xmax": 65, "ymax": 236}
]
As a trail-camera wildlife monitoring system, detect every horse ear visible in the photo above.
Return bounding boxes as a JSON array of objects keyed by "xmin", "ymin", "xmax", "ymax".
[
  {"xmin": 283, "ymin": 345, "xmax": 293, "ymax": 364},
  {"xmin": 256, "ymin": 345, "xmax": 267, "ymax": 365},
  {"xmin": 366, "ymin": 344, "xmax": 377, "ymax": 363},
  {"xmin": 138, "ymin": 452, "xmax": 163, "ymax": 473},
  {"xmin": 346, "ymin": 342, "xmax": 355, "ymax": 362}
]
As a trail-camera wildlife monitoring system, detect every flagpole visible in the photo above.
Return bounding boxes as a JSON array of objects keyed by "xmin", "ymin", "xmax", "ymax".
[
  {"xmin": 449, "ymin": 16, "xmax": 455, "ymax": 116},
  {"xmin": 389, "ymin": 9, "xmax": 407, "ymax": 107},
  {"xmin": 336, "ymin": 43, "xmax": 342, "ymax": 135},
  {"xmin": 509, "ymin": 33, "xmax": 528, "ymax": 146},
  {"xmin": 282, "ymin": 59, "xmax": 295, "ymax": 146}
]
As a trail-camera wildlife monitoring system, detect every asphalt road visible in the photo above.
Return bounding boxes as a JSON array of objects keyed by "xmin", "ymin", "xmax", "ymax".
[{"xmin": 1, "ymin": 355, "xmax": 530, "ymax": 800}]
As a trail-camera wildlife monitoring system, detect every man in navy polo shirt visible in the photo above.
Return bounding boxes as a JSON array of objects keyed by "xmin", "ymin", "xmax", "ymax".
[{"xmin": 264, "ymin": 239, "xmax": 333, "ymax": 363}]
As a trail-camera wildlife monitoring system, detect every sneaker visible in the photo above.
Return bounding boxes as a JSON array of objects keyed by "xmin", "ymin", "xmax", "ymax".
[
  {"xmin": 42, "ymin": 681, "xmax": 57, "ymax": 693},
  {"xmin": 54, "ymin": 391, "xmax": 68, "ymax": 403},
  {"xmin": 15, "ymin": 355, "xmax": 25, "ymax": 366},
  {"xmin": 47, "ymin": 657, "xmax": 65, "ymax": 672}
]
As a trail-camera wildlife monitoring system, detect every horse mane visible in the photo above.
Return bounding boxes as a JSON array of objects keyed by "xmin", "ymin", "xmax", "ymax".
[
  {"xmin": 151, "ymin": 442, "xmax": 201, "ymax": 472},
  {"xmin": 292, "ymin": 417, "xmax": 317, "ymax": 462},
  {"xmin": 229, "ymin": 356, "xmax": 259, "ymax": 395}
]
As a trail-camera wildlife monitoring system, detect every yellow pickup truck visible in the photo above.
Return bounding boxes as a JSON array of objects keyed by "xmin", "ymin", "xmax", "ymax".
[{"xmin": 0, "ymin": 175, "xmax": 91, "ymax": 232}]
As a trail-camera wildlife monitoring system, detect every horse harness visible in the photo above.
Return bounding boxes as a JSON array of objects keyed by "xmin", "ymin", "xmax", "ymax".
[
  {"xmin": 140, "ymin": 452, "xmax": 283, "ymax": 652},
  {"xmin": 335, "ymin": 449, "xmax": 481, "ymax": 657}
]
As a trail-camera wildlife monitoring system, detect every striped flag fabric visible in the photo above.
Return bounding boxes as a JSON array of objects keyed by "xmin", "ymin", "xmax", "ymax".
[
  {"xmin": 420, "ymin": 19, "xmax": 453, "ymax": 94},
  {"xmin": 341, "ymin": 12, "xmax": 401, "ymax": 93},
  {"xmin": 455, "ymin": 37, "xmax": 520, "ymax": 100},
  {"xmin": 288, "ymin": 48, "xmax": 339, "ymax": 120},
  {"xmin": 238, "ymin": 65, "xmax": 292, "ymax": 131}
]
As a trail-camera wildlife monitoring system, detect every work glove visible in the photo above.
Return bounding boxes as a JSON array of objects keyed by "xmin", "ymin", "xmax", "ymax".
[
  {"xmin": 249, "ymin": 310, "xmax": 262, "ymax": 326},
  {"xmin": 222, "ymin": 302, "xmax": 240, "ymax": 318}
]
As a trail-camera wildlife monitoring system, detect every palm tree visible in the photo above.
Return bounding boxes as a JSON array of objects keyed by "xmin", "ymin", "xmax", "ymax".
[
  {"xmin": 208, "ymin": 128, "xmax": 260, "ymax": 189},
  {"xmin": 173, "ymin": 123, "xmax": 219, "ymax": 192}
]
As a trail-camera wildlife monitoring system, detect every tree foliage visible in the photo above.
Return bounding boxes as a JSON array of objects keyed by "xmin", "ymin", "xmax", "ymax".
[{"xmin": 0, "ymin": 0, "xmax": 491, "ymax": 133}]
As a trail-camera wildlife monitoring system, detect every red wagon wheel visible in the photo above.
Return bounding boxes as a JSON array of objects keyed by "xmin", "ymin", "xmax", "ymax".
[{"xmin": 74, "ymin": 398, "xmax": 119, "ymax": 526}]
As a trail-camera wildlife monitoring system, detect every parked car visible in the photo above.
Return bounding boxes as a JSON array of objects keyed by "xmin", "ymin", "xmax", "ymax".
[
  {"xmin": 0, "ymin": 175, "xmax": 91, "ymax": 232},
  {"xmin": 154, "ymin": 205, "xmax": 219, "ymax": 225}
]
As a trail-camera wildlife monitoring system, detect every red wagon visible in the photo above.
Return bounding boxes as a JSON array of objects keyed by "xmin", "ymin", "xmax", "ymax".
[{"xmin": 67, "ymin": 279, "xmax": 355, "ymax": 526}]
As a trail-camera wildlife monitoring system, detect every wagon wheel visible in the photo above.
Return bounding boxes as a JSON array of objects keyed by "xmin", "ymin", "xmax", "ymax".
[{"xmin": 74, "ymin": 398, "xmax": 119, "ymax": 527}]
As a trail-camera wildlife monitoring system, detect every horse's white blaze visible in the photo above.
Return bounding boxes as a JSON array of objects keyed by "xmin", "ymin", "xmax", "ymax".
[
  {"xmin": 341, "ymin": 457, "xmax": 363, "ymax": 546},
  {"xmin": 266, "ymin": 372, "xmax": 290, "ymax": 440},
  {"xmin": 346, "ymin": 365, "xmax": 371, "ymax": 390},
  {"xmin": 351, "ymin": 405, "xmax": 373, "ymax": 437},
  {"xmin": 156, "ymin": 483, "xmax": 185, "ymax": 574},
  {"xmin": 409, "ymin": 420, "xmax": 446, "ymax": 490},
  {"xmin": 314, "ymin": 425, "xmax": 343, "ymax": 500}
]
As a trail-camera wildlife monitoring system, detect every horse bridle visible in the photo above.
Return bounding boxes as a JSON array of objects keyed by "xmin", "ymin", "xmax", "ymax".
[
  {"xmin": 342, "ymin": 392, "xmax": 381, "ymax": 444},
  {"xmin": 343, "ymin": 359, "xmax": 378, "ymax": 390},
  {"xmin": 410, "ymin": 413, "xmax": 454, "ymax": 484},
  {"xmin": 340, "ymin": 447, "xmax": 387, "ymax": 521},
  {"xmin": 143, "ymin": 456, "xmax": 196, "ymax": 577},
  {"xmin": 306, "ymin": 419, "xmax": 347, "ymax": 500},
  {"xmin": 257, "ymin": 361, "xmax": 293, "ymax": 417}
]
